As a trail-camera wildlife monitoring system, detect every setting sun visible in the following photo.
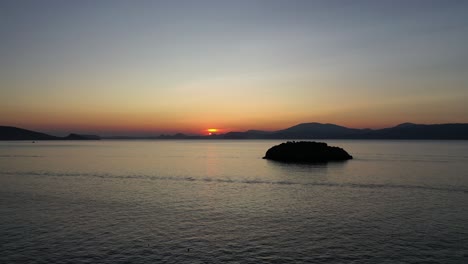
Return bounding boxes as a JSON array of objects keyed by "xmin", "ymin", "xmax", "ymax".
[{"xmin": 207, "ymin": 128, "xmax": 218, "ymax": 135}]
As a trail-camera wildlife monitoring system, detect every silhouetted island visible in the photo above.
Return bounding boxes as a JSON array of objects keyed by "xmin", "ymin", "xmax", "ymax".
[
  {"xmin": 222, "ymin": 122, "xmax": 468, "ymax": 140},
  {"xmin": 63, "ymin": 133, "xmax": 101, "ymax": 140},
  {"xmin": 0, "ymin": 126, "xmax": 100, "ymax": 140},
  {"xmin": 263, "ymin": 141, "xmax": 353, "ymax": 162},
  {"xmin": 3, "ymin": 122, "xmax": 468, "ymax": 140},
  {"xmin": 140, "ymin": 122, "xmax": 468, "ymax": 140}
]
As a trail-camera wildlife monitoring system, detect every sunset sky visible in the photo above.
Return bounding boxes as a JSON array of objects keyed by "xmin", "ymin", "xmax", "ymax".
[{"xmin": 1, "ymin": 0, "xmax": 468, "ymax": 136}]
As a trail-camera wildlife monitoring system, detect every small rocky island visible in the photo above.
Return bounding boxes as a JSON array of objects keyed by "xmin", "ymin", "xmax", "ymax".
[{"xmin": 263, "ymin": 141, "xmax": 353, "ymax": 162}]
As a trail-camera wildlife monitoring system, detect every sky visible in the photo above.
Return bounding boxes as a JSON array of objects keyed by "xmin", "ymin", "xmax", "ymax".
[{"xmin": 1, "ymin": 0, "xmax": 468, "ymax": 136}]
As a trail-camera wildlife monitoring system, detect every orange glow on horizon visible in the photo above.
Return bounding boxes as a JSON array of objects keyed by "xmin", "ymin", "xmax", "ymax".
[{"xmin": 4, "ymin": 105, "xmax": 467, "ymax": 136}]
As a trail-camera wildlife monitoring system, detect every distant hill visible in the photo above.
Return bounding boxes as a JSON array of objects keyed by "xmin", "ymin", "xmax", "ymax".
[
  {"xmin": 63, "ymin": 133, "xmax": 101, "ymax": 140},
  {"xmin": 362, "ymin": 123, "xmax": 468, "ymax": 139},
  {"xmin": 272, "ymin": 123, "xmax": 367, "ymax": 139},
  {"xmin": 218, "ymin": 122, "xmax": 468, "ymax": 140},
  {"xmin": 4, "ymin": 123, "xmax": 468, "ymax": 140},
  {"xmin": 0, "ymin": 126, "xmax": 59, "ymax": 140},
  {"xmin": 0, "ymin": 126, "xmax": 100, "ymax": 140}
]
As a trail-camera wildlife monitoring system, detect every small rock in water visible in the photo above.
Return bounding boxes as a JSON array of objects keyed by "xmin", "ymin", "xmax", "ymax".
[{"xmin": 263, "ymin": 141, "xmax": 352, "ymax": 163}]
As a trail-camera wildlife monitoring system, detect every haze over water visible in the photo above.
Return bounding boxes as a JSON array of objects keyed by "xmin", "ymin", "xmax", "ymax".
[{"xmin": 1, "ymin": 140, "xmax": 467, "ymax": 263}]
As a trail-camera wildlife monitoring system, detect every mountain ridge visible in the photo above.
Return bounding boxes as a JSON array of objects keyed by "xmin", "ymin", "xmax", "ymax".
[
  {"xmin": 0, "ymin": 126, "xmax": 101, "ymax": 140},
  {"xmin": 2, "ymin": 123, "xmax": 468, "ymax": 140},
  {"xmin": 221, "ymin": 122, "xmax": 468, "ymax": 140}
]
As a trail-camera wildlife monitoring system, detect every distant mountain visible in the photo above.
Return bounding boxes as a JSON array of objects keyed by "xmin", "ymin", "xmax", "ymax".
[
  {"xmin": 272, "ymin": 123, "xmax": 367, "ymax": 139},
  {"xmin": 0, "ymin": 126, "xmax": 100, "ymax": 140},
  {"xmin": 3, "ymin": 123, "xmax": 468, "ymax": 140},
  {"xmin": 363, "ymin": 123, "xmax": 468, "ymax": 139},
  {"xmin": 156, "ymin": 133, "xmax": 189, "ymax": 139},
  {"xmin": 63, "ymin": 133, "xmax": 101, "ymax": 140},
  {"xmin": 0, "ymin": 126, "xmax": 59, "ymax": 140},
  {"xmin": 219, "ymin": 122, "xmax": 468, "ymax": 140},
  {"xmin": 220, "ymin": 123, "xmax": 365, "ymax": 139}
]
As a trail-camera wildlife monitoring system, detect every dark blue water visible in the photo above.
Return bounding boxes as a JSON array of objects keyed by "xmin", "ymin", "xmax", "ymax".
[{"xmin": 1, "ymin": 140, "xmax": 467, "ymax": 263}]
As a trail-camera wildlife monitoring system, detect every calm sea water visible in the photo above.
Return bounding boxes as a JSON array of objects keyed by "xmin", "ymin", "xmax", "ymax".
[{"xmin": 1, "ymin": 140, "xmax": 467, "ymax": 263}]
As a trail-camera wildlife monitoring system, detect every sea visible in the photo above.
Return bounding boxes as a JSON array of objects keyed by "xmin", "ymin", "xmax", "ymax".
[{"xmin": 1, "ymin": 140, "xmax": 467, "ymax": 263}]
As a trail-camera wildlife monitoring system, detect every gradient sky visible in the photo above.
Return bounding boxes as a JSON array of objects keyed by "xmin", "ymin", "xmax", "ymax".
[{"xmin": 1, "ymin": 0, "xmax": 468, "ymax": 136}]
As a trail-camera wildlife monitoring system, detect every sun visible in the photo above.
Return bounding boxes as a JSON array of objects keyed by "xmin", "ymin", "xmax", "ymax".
[{"xmin": 207, "ymin": 128, "xmax": 218, "ymax": 135}]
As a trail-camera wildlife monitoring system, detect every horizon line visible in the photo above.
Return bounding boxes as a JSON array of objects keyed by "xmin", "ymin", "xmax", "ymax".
[{"xmin": 3, "ymin": 121, "xmax": 468, "ymax": 138}]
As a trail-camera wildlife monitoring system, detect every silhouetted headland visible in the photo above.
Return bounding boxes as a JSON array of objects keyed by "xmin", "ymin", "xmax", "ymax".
[
  {"xmin": 222, "ymin": 123, "xmax": 468, "ymax": 140},
  {"xmin": 263, "ymin": 141, "xmax": 353, "ymax": 163},
  {"xmin": 3, "ymin": 122, "xmax": 468, "ymax": 140},
  {"xmin": 99, "ymin": 122, "xmax": 468, "ymax": 140},
  {"xmin": 0, "ymin": 126, "xmax": 100, "ymax": 140},
  {"xmin": 63, "ymin": 133, "xmax": 101, "ymax": 140}
]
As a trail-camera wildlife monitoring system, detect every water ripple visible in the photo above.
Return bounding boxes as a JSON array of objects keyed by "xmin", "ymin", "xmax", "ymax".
[{"xmin": 2, "ymin": 170, "xmax": 467, "ymax": 194}]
